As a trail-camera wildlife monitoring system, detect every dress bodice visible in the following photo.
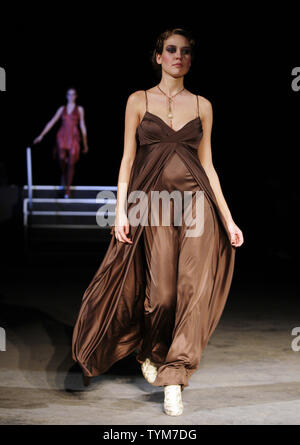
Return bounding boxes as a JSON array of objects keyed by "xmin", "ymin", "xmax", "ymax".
[{"xmin": 136, "ymin": 111, "xmax": 203, "ymax": 149}]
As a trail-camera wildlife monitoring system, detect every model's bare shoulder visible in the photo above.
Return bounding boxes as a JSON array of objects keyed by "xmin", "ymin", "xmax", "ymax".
[
  {"xmin": 197, "ymin": 95, "xmax": 213, "ymax": 119},
  {"xmin": 54, "ymin": 106, "xmax": 64, "ymax": 117},
  {"xmin": 127, "ymin": 90, "xmax": 145, "ymax": 105},
  {"xmin": 126, "ymin": 90, "xmax": 146, "ymax": 119},
  {"xmin": 197, "ymin": 95, "xmax": 212, "ymax": 110}
]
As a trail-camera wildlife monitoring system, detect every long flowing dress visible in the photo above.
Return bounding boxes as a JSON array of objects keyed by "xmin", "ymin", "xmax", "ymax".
[
  {"xmin": 53, "ymin": 104, "xmax": 81, "ymax": 163},
  {"xmin": 72, "ymin": 91, "xmax": 236, "ymax": 391}
]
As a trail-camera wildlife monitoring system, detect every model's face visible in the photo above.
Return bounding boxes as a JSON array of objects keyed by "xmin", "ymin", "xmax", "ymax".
[
  {"xmin": 156, "ymin": 34, "xmax": 192, "ymax": 77},
  {"xmin": 66, "ymin": 89, "xmax": 77, "ymax": 101}
]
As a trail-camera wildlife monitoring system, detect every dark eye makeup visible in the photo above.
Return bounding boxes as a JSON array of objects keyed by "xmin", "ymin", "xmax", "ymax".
[{"xmin": 166, "ymin": 45, "xmax": 192, "ymax": 55}]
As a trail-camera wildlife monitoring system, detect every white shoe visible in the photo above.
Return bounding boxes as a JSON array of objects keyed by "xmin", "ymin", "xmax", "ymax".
[
  {"xmin": 164, "ymin": 384, "xmax": 183, "ymax": 416},
  {"xmin": 141, "ymin": 358, "xmax": 158, "ymax": 384}
]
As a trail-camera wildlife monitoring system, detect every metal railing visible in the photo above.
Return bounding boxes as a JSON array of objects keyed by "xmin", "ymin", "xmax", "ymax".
[{"xmin": 26, "ymin": 146, "xmax": 33, "ymax": 211}]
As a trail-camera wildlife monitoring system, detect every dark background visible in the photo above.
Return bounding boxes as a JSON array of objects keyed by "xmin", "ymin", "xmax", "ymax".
[
  {"xmin": 0, "ymin": 10, "xmax": 300, "ymax": 427},
  {"xmin": 0, "ymin": 10, "xmax": 299, "ymax": 284}
]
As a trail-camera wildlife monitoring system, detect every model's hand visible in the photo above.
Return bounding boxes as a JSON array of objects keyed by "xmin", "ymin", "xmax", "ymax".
[
  {"xmin": 33, "ymin": 135, "xmax": 43, "ymax": 144},
  {"xmin": 82, "ymin": 145, "xmax": 89, "ymax": 154},
  {"xmin": 226, "ymin": 219, "xmax": 244, "ymax": 247},
  {"xmin": 112, "ymin": 211, "xmax": 133, "ymax": 244}
]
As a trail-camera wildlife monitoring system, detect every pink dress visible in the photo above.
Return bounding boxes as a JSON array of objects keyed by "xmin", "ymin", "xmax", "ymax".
[{"xmin": 54, "ymin": 105, "xmax": 81, "ymax": 163}]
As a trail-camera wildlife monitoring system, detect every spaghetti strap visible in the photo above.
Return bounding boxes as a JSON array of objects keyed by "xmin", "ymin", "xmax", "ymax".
[
  {"xmin": 145, "ymin": 90, "xmax": 148, "ymax": 112},
  {"xmin": 196, "ymin": 95, "xmax": 199, "ymax": 117}
]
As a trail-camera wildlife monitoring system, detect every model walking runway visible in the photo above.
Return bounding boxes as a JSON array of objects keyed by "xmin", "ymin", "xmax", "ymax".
[{"xmin": 72, "ymin": 27, "xmax": 243, "ymax": 416}]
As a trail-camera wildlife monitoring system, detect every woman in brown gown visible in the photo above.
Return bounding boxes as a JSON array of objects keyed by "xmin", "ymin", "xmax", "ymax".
[
  {"xmin": 33, "ymin": 88, "xmax": 89, "ymax": 198},
  {"xmin": 72, "ymin": 28, "xmax": 244, "ymax": 416}
]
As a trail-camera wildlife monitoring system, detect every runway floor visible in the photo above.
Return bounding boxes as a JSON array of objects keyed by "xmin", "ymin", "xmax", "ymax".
[{"xmin": 0, "ymin": 255, "xmax": 299, "ymax": 425}]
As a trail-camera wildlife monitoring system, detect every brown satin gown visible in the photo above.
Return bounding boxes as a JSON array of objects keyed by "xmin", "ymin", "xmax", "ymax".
[{"xmin": 72, "ymin": 90, "xmax": 236, "ymax": 391}]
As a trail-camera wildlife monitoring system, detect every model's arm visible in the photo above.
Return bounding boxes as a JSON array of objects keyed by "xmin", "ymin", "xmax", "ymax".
[
  {"xmin": 113, "ymin": 91, "xmax": 142, "ymax": 244},
  {"xmin": 78, "ymin": 106, "xmax": 88, "ymax": 153},
  {"xmin": 197, "ymin": 96, "xmax": 244, "ymax": 247},
  {"xmin": 33, "ymin": 106, "xmax": 64, "ymax": 144}
]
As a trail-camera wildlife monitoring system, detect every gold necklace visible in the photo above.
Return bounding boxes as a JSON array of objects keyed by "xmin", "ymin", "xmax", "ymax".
[{"xmin": 157, "ymin": 85, "xmax": 185, "ymax": 127}]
